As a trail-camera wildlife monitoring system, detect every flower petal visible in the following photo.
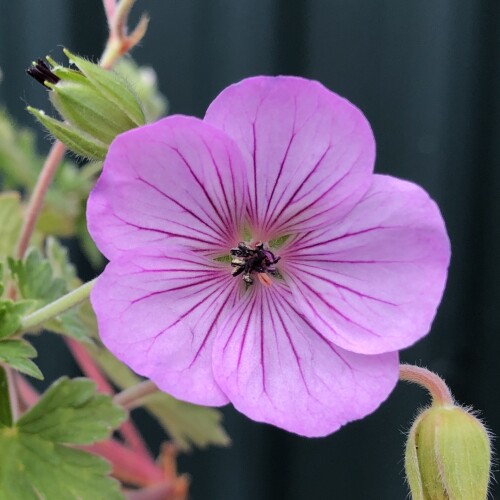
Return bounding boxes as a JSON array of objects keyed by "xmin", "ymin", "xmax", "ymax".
[
  {"xmin": 90, "ymin": 245, "xmax": 245, "ymax": 405},
  {"xmin": 212, "ymin": 282, "xmax": 398, "ymax": 436},
  {"xmin": 204, "ymin": 76, "xmax": 374, "ymax": 237},
  {"xmin": 283, "ymin": 175, "xmax": 451, "ymax": 355},
  {"xmin": 87, "ymin": 115, "xmax": 247, "ymax": 259}
]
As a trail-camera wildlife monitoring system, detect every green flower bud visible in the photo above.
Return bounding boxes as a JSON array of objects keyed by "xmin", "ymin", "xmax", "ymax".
[
  {"xmin": 405, "ymin": 405, "xmax": 491, "ymax": 500},
  {"xmin": 26, "ymin": 50, "xmax": 145, "ymax": 160}
]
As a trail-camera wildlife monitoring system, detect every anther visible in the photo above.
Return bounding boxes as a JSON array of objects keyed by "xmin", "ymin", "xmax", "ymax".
[
  {"xmin": 229, "ymin": 242, "xmax": 281, "ymax": 285},
  {"xmin": 26, "ymin": 59, "xmax": 60, "ymax": 88}
]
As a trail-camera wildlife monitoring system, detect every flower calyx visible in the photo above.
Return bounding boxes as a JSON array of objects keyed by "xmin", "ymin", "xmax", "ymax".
[
  {"xmin": 405, "ymin": 404, "xmax": 491, "ymax": 500},
  {"xmin": 26, "ymin": 49, "xmax": 145, "ymax": 160},
  {"xmin": 230, "ymin": 242, "xmax": 280, "ymax": 285}
]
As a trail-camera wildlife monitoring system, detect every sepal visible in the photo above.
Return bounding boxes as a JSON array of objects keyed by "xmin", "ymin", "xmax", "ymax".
[
  {"xmin": 27, "ymin": 107, "xmax": 108, "ymax": 160},
  {"xmin": 405, "ymin": 405, "xmax": 491, "ymax": 500}
]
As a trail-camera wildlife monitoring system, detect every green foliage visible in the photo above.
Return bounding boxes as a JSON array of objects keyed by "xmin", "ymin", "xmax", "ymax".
[
  {"xmin": 0, "ymin": 377, "xmax": 126, "ymax": 499},
  {"xmin": 0, "ymin": 108, "xmax": 100, "ymax": 251},
  {"xmin": 0, "ymin": 340, "xmax": 42, "ymax": 379},
  {"xmin": 8, "ymin": 248, "xmax": 67, "ymax": 304},
  {"xmin": 8, "ymin": 244, "xmax": 91, "ymax": 343},
  {"xmin": 0, "ymin": 300, "xmax": 34, "ymax": 339}
]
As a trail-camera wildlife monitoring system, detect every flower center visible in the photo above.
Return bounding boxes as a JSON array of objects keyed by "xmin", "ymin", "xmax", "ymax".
[{"xmin": 230, "ymin": 242, "xmax": 281, "ymax": 285}]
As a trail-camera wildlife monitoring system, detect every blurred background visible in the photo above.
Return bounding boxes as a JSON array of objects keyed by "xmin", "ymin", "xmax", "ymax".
[{"xmin": 1, "ymin": 1, "xmax": 499, "ymax": 498}]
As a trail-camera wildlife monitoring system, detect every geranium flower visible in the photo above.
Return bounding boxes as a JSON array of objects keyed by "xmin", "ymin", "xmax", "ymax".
[{"xmin": 88, "ymin": 76, "xmax": 450, "ymax": 436}]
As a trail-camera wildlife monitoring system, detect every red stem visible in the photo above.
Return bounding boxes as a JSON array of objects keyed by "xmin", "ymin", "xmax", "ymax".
[
  {"xmin": 66, "ymin": 338, "xmax": 152, "ymax": 461},
  {"xmin": 86, "ymin": 440, "xmax": 164, "ymax": 487},
  {"xmin": 102, "ymin": 0, "xmax": 117, "ymax": 27},
  {"xmin": 15, "ymin": 141, "xmax": 66, "ymax": 259}
]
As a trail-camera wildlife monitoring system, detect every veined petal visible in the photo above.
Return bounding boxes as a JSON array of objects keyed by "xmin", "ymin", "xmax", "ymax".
[
  {"xmin": 87, "ymin": 115, "xmax": 247, "ymax": 259},
  {"xmin": 204, "ymin": 76, "xmax": 374, "ymax": 238},
  {"xmin": 283, "ymin": 175, "xmax": 451, "ymax": 355},
  {"xmin": 212, "ymin": 282, "xmax": 398, "ymax": 436},
  {"xmin": 90, "ymin": 245, "xmax": 244, "ymax": 405}
]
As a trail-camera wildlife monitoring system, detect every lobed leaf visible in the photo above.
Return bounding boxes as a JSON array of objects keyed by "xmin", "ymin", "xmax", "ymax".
[
  {"xmin": 8, "ymin": 249, "xmax": 67, "ymax": 305},
  {"xmin": 8, "ymin": 245, "xmax": 91, "ymax": 342},
  {"xmin": 0, "ymin": 377, "xmax": 126, "ymax": 499},
  {"xmin": 0, "ymin": 339, "xmax": 42, "ymax": 379}
]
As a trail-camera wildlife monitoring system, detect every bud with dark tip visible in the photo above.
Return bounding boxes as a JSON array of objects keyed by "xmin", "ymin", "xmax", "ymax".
[{"xmin": 26, "ymin": 49, "xmax": 145, "ymax": 160}]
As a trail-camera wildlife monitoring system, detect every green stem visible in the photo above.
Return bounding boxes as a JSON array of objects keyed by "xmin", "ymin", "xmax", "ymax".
[
  {"xmin": 20, "ymin": 279, "xmax": 97, "ymax": 333},
  {"xmin": 0, "ymin": 367, "xmax": 13, "ymax": 427}
]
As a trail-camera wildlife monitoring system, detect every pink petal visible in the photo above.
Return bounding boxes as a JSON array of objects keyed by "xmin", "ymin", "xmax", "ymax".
[
  {"xmin": 90, "ymin": 245, "xmax": 245, "ymax": 405},
  {"xmin": 204, "ymin": 76, "xmax": 374, "ymax": 238},
  {"xmin": 212, "ymin": 282, "xmax": 398, "ymax": 436},
  {"xmin": 282, "ymin": 175, "xmax": 451, "ymax": 355},
  {"xmin": 87, "ymin": 116, "xmax": 247, "ymax": 260}
]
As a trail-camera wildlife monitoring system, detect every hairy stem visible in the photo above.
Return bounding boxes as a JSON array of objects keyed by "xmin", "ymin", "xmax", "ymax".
[
  {"xmin": 20, "ymin": 279, "xmax": 96, "ymax": 333},
  {"xmin": 114, "ymin": 380, "xmax": 158, "ymax": 410},
  {"xmin": 399, "ymin": 364, "xmax": 454, "ymax": 407}
]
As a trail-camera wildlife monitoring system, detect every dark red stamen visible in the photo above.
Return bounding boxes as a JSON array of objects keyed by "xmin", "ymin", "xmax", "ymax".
[
  {"xmin": 26, "ymin": 59, "xmax": 60, "ymax": 88},
  {"xmin": 230, "ymin": 242, "xmax": 281, "ymax": 285}
]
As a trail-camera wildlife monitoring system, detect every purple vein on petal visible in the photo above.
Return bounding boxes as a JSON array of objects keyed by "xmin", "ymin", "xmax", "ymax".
[
  {"xmin": 170, "ymin": 143, "xmax": 235, "ymax": 238},
  {"xmin": 263, "ymin": 144, "xmax": 332, "ymax": 233},
  {"xmin": 135, "ymin": 176, "xmax": 228, "ymax": 245},
  {"xmin": 287, "ymin": 262, "xmax": 398, "ymax": 306}
]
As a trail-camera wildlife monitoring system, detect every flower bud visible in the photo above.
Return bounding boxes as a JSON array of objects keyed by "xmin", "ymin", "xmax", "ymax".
[
  {"xmin": 405, "ymin": 405, "xmax": 491, "ymax": 500},
  {"xmin": 26, "ymin": 50, "xmax": 145, "ymax": 159}
]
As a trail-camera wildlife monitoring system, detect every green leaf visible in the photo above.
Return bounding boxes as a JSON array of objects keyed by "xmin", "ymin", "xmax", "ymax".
[
  {"xmin": 144, "ymin": 392, "xmax": 231, "ymax": 451},
  {"xmin": 0, "ymin": 192, "xmax": 23, "ymax": 259},
  {"xmin": 0, "ymin": 339, "xmax": 42, "ymax": 379},
  {"xmin": 0, "ymin": 377, "xmax": 126, "ymax": 499},
  {"xmin": 45, "ymin": 237, "xmax": 78, "ymax": 288},
  {"xmin": 8, "ymin": 249, "xmax": 67, "ymax": 305},
  {"xmin": 18, "ymin": 377, "xmax": 126, "ymax": 442},
  {"xmin": 0, "ymin": 300, "xmax": 35, "ymax": 339}
]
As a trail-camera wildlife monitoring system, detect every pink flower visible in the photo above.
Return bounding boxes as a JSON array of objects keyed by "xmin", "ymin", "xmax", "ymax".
[{"xmin": 88, "ymin": 76, "xmax": 450, "ymax": 436}]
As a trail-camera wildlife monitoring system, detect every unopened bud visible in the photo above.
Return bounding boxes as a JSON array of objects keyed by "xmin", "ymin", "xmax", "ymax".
[
  {"xmin": 26, "ymin": 49, "xmax": 145, "ymax": 159},
  {"xmin": 405, "ymin": 405, "xmax": 491, "ymax": 500}
]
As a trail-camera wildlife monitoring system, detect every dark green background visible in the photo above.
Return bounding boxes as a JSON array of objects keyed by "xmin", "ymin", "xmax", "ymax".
[{"xmin": 1, "ymin": 1, "xmax": 499, "ymax": 498}]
